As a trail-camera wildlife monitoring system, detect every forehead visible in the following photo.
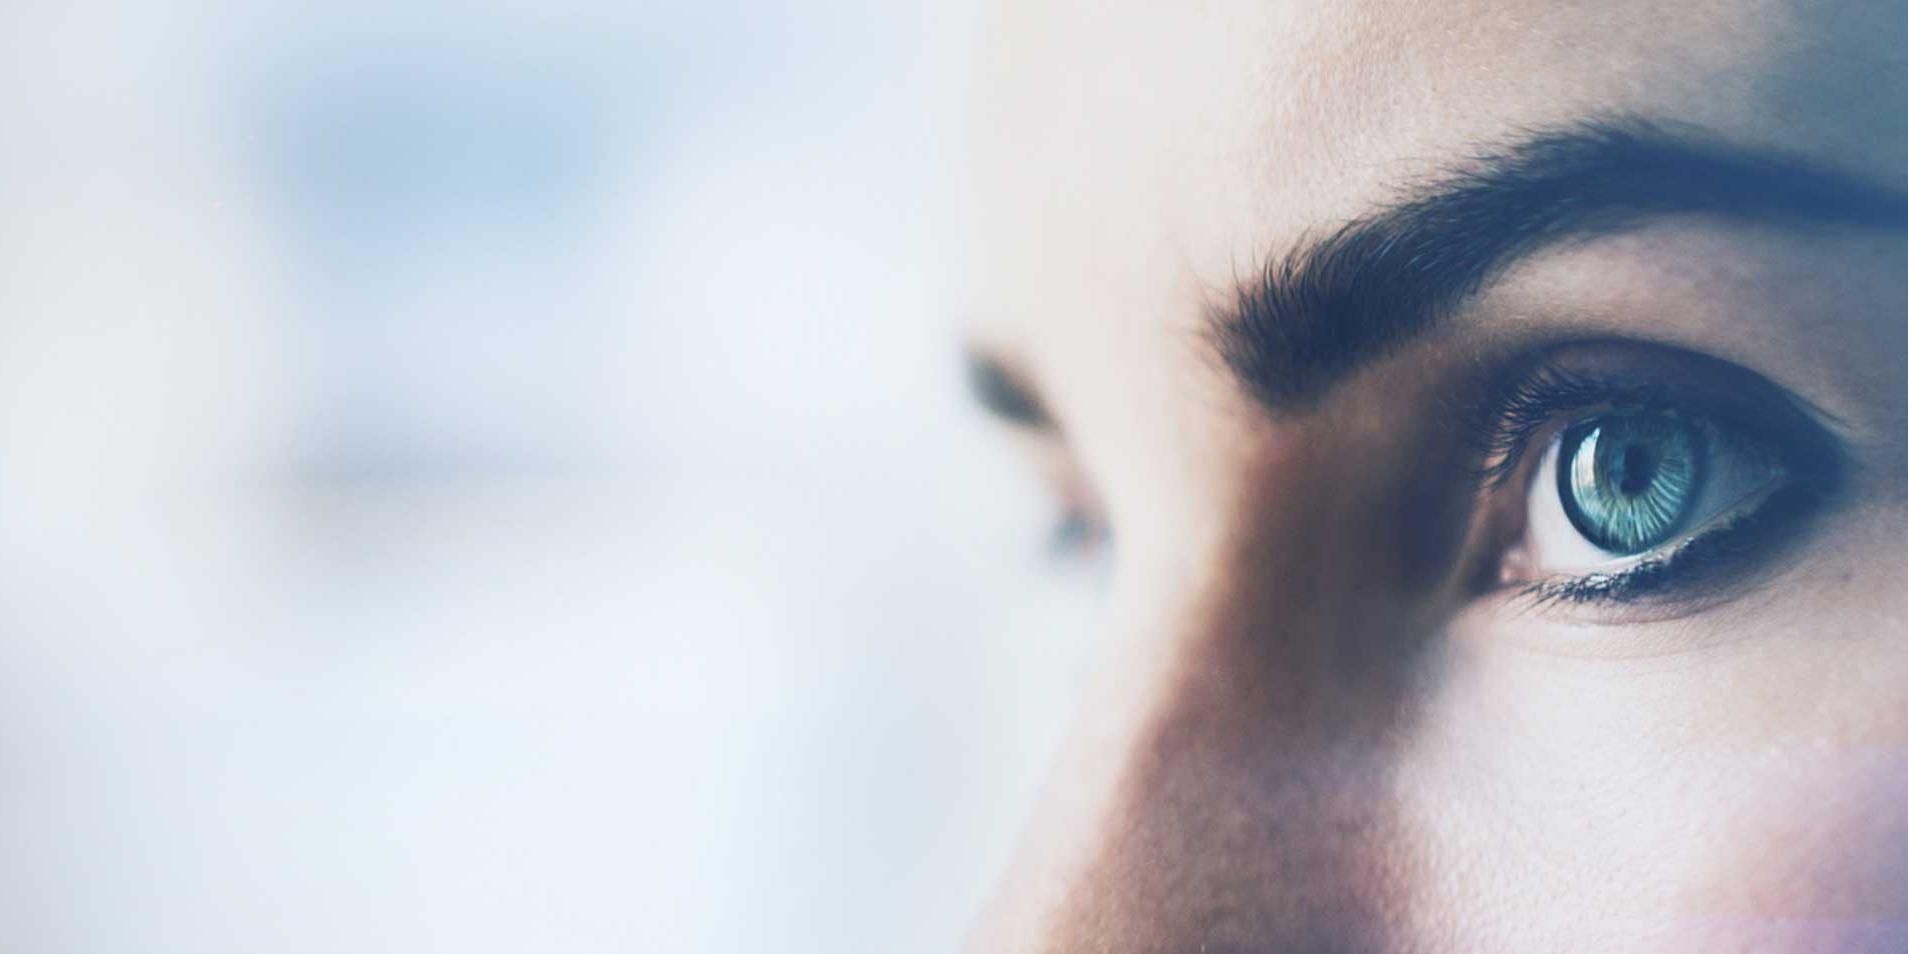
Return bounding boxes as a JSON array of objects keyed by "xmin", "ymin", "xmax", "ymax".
[{"xmin": 968, "ymin": 0, "xmax": 1908, "ymax": 330}]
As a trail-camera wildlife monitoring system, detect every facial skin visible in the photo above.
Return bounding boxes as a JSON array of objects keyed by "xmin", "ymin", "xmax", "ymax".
[{"xmin": 962, "ymin": 1, "xmax": 1908, "ymax": 950}]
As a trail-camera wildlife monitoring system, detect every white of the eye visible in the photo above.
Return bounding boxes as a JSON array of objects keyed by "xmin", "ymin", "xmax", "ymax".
[
  {"xmin": 1524, "ymin": 433, "xmax": 1624, "ymax": 573},
  {"xmin": 1520, "ymin": 420, "xmax": 1785, "ymax": 577}
]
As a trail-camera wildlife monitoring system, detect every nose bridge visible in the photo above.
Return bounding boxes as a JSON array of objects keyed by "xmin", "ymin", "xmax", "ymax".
[
  {"xmin": 1029, "ymin": 421, "xmax": 1447, "ymax": 951},
  {"xmin": 1060, "ymin": 564, "xmax": 1417, "ymax": 947}
]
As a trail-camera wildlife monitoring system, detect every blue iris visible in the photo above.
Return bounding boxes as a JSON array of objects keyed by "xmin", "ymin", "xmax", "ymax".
[{"xmin": 1557, "ymin": 412, "xmax": 1706, "ymax": 555}]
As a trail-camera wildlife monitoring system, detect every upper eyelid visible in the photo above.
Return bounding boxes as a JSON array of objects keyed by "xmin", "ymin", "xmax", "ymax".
[
  {"xmin": 1470, "ymin": 373, "xmax": 1588, "ymax": 485},
  {"xmin": 1462, "ymin": 362, "xmax": 1668, "ymax": 492},
  {"xmin": 1462, "ymin": 343, "xmax": 1844, "ymax": 493},
  {"xmin": 1772, "ymin": 382, "xmax": 1858, "ymax": 447}
]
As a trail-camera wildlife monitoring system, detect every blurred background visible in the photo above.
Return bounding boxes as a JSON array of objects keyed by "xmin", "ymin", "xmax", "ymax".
[{"xmin": 0, "ymin": 2, "xmax": 1099, "ymax": 951}]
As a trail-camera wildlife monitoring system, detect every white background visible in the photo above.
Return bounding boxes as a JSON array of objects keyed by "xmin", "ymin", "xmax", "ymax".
[{"xmin": 0, "ymin": 2, "xmax": 1098, "ymax": 950}]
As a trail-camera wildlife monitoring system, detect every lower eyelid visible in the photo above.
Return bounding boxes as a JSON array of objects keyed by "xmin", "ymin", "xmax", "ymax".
[{"xmin": 1518, "ymin": 474, "xmax": 1833, "ymax": 614}]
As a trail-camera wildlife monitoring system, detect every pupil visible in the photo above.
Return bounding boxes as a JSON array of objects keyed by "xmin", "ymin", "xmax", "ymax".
[{"xmin": 1617, "ymin": 443, "xmax": 1656, "ymax": 495}]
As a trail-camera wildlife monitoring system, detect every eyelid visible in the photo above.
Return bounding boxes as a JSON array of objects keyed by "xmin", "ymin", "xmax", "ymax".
[
  {"xmin": 1464, "ymin": 362, "xmax": 1659, "ymax": 491},
  {"xmin": 1464, "ymin": 341, "xmax": 1842, "ymax": 494}
]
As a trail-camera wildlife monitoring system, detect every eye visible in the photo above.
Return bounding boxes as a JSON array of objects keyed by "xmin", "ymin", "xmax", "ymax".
[
  {"xmin": 1471, "ymin": 342, "xmax": 1845, "ymax": 608},
  {"xmin": 963, "ymin": 349, "xmax": 1112, "ymax": 565},
  {"xmin": 1522, "ymin": 410, "xmax": 1783, "ymax": 574}
]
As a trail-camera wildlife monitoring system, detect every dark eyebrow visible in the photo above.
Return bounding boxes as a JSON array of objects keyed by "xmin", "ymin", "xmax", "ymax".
[
  {"xmin": 1211, "ymin": 117, "xmax": 1908, "ymax": 413},
  {"xmin": 966, "ymin": 349, "xmax": 1054, "ymax": 430}
]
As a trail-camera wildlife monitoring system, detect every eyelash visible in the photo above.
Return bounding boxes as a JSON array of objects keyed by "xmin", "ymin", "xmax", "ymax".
[
  {"xmin": 1467, "ymin": 362, "xmax": 1665, "ymax": 491},
  {"xmin": 1465, "ymin": 354, "xmax": 1841, "ymax": 607}
]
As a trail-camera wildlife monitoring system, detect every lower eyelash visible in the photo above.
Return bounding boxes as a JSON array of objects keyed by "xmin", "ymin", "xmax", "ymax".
[
  {"xmin": 1515, "ymin": 478, "xmax": 1832, "ymax": 607},
  {"xmin": 1520, "ymin": 547, "xmax": 1693, "ymax": 607}
]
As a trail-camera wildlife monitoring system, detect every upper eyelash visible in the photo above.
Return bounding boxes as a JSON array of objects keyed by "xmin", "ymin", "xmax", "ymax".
[{"xmin": 1463, "ymin": 361, "xmax": 1669, "ymax": 491}]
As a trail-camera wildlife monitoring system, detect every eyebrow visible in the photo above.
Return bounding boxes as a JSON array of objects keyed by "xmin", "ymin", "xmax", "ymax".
[
  {"xmin": 1211, "ymin": 117, "xmax": 1908, "ymax": 414},
  {"xmin": 967, "ymin": 350, "xmax": 1054, "ymax": 430}
]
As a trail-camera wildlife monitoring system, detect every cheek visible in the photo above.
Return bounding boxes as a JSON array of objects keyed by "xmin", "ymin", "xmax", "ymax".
[
  {"xmin": 1689, "ymin": 748, "xmax": 1908, "ymax": 928},
  {"xmin": 1394, "ymin": 618, "xmax": 1908, "ymax": 949}
]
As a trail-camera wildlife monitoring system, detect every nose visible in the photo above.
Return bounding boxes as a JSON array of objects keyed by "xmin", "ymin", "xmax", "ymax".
[{"xmin": 974, "ymin": 415, "xmax": 1470, "ymax": 952}]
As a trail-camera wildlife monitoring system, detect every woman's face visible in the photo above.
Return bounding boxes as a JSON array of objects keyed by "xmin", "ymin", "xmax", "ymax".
[{"xmin": 964, "ymin": 0, "xmax": 1908, "ymax": 949}]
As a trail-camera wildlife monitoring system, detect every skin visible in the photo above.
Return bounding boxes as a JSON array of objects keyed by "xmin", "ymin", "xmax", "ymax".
[{"xmin": 963, "ymin": 0, "xmax": 1908, "ymax": 950}]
